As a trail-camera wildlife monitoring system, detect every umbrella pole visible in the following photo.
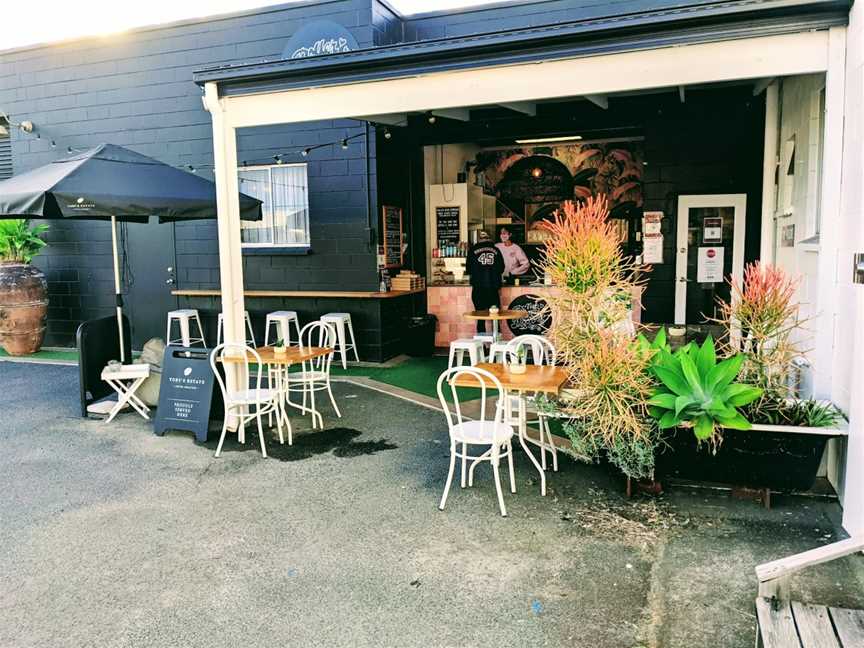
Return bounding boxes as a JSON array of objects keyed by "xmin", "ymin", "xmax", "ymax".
[{"xmin": 110, "ymin": 215, "xmax": 126, "ymax": 364}]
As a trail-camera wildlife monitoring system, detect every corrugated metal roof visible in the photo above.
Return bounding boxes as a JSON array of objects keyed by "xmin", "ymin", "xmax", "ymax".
[
  {"xmin": 0, "ymin": 137, "xmax": 12, "ymax": 180},
  {"xmin": 194, "ymin": 0, "xmax": 850, "ymax": 94}
]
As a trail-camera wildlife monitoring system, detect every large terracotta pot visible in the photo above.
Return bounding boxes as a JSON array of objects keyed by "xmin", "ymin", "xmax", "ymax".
[{"xmin": 0, "ymin": 263, "xmax": 48, "ymax": 355}]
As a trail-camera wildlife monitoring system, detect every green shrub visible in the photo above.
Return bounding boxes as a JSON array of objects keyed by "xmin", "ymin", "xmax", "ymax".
[{"xmin": 0, "ymin": 220, "xmax": 49, "ymax": 263}]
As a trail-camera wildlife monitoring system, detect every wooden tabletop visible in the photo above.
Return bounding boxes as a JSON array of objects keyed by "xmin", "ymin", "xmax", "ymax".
[
  {"xmin": 172, "ymin": 288, "xmax": 424, "ymax": 299},
  {"xmin": 219, "ymin": 346, "xmax": 332, "ymax": 365},
  {"xmin": 450, "ymin": 362, "xmax": 570, "ymax": 394},
  {"xmin": 463, "ymin": 309, "xmax": 526, "ymax": 321}
]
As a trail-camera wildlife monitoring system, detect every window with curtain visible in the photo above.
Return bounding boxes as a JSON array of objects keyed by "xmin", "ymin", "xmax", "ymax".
[{"xmin": 238, "ymin": 164, "xmax": 310, "ymax": 248}]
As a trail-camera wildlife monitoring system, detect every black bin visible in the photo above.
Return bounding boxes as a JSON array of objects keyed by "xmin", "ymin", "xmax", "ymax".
[{"xmin": 404, "ymin": 314, "xmax": 437, "ymax": 357}]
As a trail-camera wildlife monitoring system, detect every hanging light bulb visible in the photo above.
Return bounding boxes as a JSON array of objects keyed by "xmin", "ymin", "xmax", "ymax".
[
  {"xmin": 66, "ymin": 146, "xmax": 73, "ymax": 153},
  {"xmin": 383, "ymin": 128, "xmax": 392, "ymax": 140},
  {"xmin": 274, "ymin": 154, "xmax": 283, "ymax": 165},
  {"xmin": 50, "ymin": 140, "xmax": 56, "ymax": 148},
  {"xmin": 341, "ymin": 138, "xmax": 348, "ymax": 150},
  {"xmin": 301, "ymin": 148, "xmax": 311, "ymax": 157},
  {"xmin": 426, "ymin": 112, "xmax": 436, "ymax": 124},
  {"xmin": 187, "ymin": 164, "xmax": 196, "ymax": 173}
]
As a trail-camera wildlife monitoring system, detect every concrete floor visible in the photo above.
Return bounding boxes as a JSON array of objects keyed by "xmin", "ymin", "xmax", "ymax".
[{"xmin": 1, "ymin": 362, "xmax": 863, "ymax": 648}]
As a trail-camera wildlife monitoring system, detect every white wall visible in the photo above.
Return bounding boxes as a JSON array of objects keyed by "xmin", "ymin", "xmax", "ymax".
[{"xmin": 838, "ymin": 8, "xmax": 864, "ymax": 533}]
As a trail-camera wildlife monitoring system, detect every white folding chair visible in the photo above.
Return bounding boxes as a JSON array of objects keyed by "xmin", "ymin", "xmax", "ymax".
[
  {"xmin": 437, "ymin": 366, "xmax": 516, "ymax": 517},
  {"xmin": 210, "ymin": 343, "xmax": 282, "ymax": 458},
  {"xmin": 286, "ymin": 321, "xmax": 341, "ymax": 429},
  {"xmin": 501, "ymin": 335, "xmax": 559, "ymax": 472}
]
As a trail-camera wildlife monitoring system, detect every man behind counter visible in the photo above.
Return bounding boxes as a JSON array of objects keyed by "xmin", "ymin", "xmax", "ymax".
[{"xmin": 466, "ymin": 230, "xmax": 504, "ymax": 333}]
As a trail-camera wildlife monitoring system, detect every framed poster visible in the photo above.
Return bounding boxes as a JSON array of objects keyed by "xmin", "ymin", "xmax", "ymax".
[
  {"xmin": 703, "ymin": 217, "xmax": 723, "ymax": 243},
  {"xmin": 381, "ymin": 205, "xmax": 403, "ymax": 268}
]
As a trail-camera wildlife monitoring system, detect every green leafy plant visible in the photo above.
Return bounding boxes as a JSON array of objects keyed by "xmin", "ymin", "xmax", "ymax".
[
  {"xmin": 741, "ymin": 398, "xmax": 843, "ymax": 428},
  {"xmin": 647, "ymin": 335, "xmax": 762, "ymax": 442},
  {"xmin": 0, "ymin": 219, "xmax": 49, "ymax": 263}
]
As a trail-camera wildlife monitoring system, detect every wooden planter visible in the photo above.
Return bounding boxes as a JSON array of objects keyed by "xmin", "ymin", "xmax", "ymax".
[
  {"xmin": 655, "ymin": 419, "xmax": 847, "ymax": 492},
  {"xmin": 0, "ymin": 263, "xmax": 48, "ymax": 356}
]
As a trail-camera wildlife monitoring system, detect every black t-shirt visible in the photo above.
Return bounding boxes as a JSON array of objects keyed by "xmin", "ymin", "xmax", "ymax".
[{"xmin": 466, "ymin": 240, "xmax": 504, "ymax": 289}]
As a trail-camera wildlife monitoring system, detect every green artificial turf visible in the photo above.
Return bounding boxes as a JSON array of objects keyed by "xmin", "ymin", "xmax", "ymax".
[{"xmin": 0, "ymin": 348, "xmax": 79, "ymax": 362}]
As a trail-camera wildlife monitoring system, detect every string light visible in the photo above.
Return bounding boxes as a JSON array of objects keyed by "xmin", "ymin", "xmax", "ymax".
[
  {"xmin": 426, "ymin": 111, "xmax": 436, "ymax": 124},
  {"xmin": 274, "ymin": 154, "xmax": 283, "ymax": 164},
  {"xmin": 301, "ymin": 148, "xmax": 310, "ymax": 157},
  {"xmin": 341, "ymin": 138, "xmax": 348, "ymax": 150},
  {"xmin": 383, "ymin": 129, "xmax": 391, "ymax": 140}
]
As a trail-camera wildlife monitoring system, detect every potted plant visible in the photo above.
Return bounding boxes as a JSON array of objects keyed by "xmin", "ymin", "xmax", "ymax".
[
  {"xmin": 534, "ymin": 196, "xmax": 661, "ymax": 483},
  {"xmin": 273, "ymin": 338, "xmax": 287, "ymax": 356},
  {"xmin": 508, "ymin": 346, "xmax": 527, "ymax": 374},
  {"xmin": 0, "ymin": 219, "xmax": 49, "ymax": 355}
]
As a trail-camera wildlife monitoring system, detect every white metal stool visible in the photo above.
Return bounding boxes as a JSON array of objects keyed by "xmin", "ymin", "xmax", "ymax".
[
  {"xmin": 217, "ymin": 311, "xmax": 256, "ymax": 347},
  {"xmin": 488, "ymin": 341, "xmax": 509, "ymax": 363},
  {"xmin": 448, "ymin": 339, "xmax": 485, "ymax": 368},
  {"xmin": 264, "ymin": 311, "xmax": 302, "ymax": 347},
  {"xmin": 320, "ymin": 312, "xmax": 359, "ymax": 369},
  {"xmin": 166, "ymin": 309, "xmax": 206, "ymax": 347}
]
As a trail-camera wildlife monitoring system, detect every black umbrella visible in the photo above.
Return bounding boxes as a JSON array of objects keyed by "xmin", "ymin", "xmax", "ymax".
[{"xmin": 0, "ymin": 143, "xmax": 262, "ymax": 361}]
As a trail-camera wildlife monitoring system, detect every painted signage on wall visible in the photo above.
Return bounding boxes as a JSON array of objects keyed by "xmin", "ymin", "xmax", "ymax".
[
  {"xmin": 507, "ymin": 294, "xmax": 551, "ymax": 336},
  {"xmin": 435, "ymin": 206, "xmax": 461, "ymax": 245},
  {"xmin": 282, "ymin": 20, "xmax": 360, "ymax": 60}
]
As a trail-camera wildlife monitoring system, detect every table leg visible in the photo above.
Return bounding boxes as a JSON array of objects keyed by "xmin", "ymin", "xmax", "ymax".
[
  {"xmin": 517, "ymin": 391, "xmax": 546, "ymax": 496},
  {"xmin": 492, "ymin": 319, "xmax": 500, "ymax": 343}
]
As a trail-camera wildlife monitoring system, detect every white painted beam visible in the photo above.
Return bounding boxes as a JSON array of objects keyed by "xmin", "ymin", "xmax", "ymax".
[
  {"xmin": 223, "ymin": 32, "xmax": 831, "ymax": 129},
  {"xmin": 354, "ymin": 113, "xmax": 407, "ymax": 126},
  {"xmin": 204, "ymin": 82, "xmax": 247, "ymax": 439},
  {"xmin": 431, "ymin": 107, "xmax": 471, "ymax": 122},
  {"xmin": 752, "ymin": 77, "xmax": 777, "ymax": 96},
  {"xmin": 584, "ymin": 94, "xmax": 609, "ymax": 109},
  {"xmin": 498, "ymin": 101, "xmax": 536, "ymax": 116},
  {"xmin": 759, "ymin": 82, "xmax": 779, "ymax": 263}
]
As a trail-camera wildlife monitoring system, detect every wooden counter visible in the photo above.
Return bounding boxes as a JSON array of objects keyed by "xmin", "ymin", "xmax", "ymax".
[{"xmin": 171, "ymin": 288, "xmax": 425, "ymax": 299}]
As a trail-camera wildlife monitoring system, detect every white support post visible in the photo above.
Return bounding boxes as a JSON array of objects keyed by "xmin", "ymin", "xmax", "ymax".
[
  {"xmin": 759, "ymin": 82, "xmax": 779, "ymax": 264},
  {"xmin": 204, "ymin": 82, "xmax": 247, "ymax": 439},
  {"xmin": 812, "ymin": 27, "xmax": 847, "ymax": 402}
]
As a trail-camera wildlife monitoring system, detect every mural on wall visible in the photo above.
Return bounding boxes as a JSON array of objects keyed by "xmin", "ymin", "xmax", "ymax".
[{"xmin": 473, "ymin": 141, "xmax": 644, "ymax": 244}]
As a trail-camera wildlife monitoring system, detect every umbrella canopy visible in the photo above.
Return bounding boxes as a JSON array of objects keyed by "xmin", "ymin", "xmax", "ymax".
[
  {"xmin": 0, "ymin": 143, "xmax": 262, "ymax": 364},
  {"xmin": 0, "ymin": 143, "xmax": 262, "ymax": 222}
]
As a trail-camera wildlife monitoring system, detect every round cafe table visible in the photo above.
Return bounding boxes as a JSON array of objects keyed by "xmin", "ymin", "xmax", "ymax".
[{"xmin": 463, "ymin": 309, "xmax": 525, "ymax": 341}]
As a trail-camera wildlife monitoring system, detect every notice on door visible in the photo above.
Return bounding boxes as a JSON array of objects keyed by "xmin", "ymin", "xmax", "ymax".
[{"xmin": 697, "ymin": 246, "xmax": 724, "ymax": 283}]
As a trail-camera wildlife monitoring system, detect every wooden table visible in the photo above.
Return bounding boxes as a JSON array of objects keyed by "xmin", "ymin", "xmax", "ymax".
[
  {"xmin": 452, "ymin": 362, "xmax": 570, "ymax": 496},
  {"xmin": 463, "ymin": 309, "xmax": 525, "ymax": 341},
  {"xmin": 219, "ymin": 346, "xmax": 333, "ymax": 441}
]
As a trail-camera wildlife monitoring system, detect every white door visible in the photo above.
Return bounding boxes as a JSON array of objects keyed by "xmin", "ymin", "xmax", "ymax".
[{"xmin": 674, "ymin": 194, "xmax": 747, "ymax": 325}]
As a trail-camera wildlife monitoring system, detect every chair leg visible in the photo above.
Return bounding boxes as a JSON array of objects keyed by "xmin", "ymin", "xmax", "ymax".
[
  {"xmin": 264, "ymin": 319, "xmax": 272, "ymax": 346},
  {"xmin": 215, "ymin": 416, "xmax": 229, "ymax": 458},
  {"xmin": 347, "ymin": 319, "xmax": 359, "ymax": 362},
  {"xmin": 217, "ymin": 317, "xmax": 223, "ymax": 345},
  {"xmin": 492, "ymin": 459, "xmax": 507, "ymax": 517},
  {"xmin": 448, "ymin": 346, "xmax": 456, "ymax": 369},
  {"xmin": 326, "ymin": 379, "xmax": 342, "ymax": 418},
  {"xmin": 246, "ymin": 313, "xmax": 256, "ymax": 347},
  {"xmin": 179, "ymin": 316, "xmax": 191, "ymax": 348},
  {"xmin": 256, "ymin": 410, "xmax": 267, "ymax": 458},
  {"xmin": 166, "ymin": 317, "xmax": 173, "ymax": 346},
  {"xmin": 439, "ymin": 442, "xmax": 457, "ymax": 511},
  {"xmin": 507, "ymin": 442, "xmax": 516, "ymax": 493},
  {"xmin": 547, "ymin": 418, "xmax": 558, "ymax": 472},
  {"xmin": 460, "ymin": 442, "xmax": 467, "ymax": 488},
  {"xmin": 336, "ymin": 320, "xmax": 348, "ymax": 369},
  {"xmin": 292, "ymin": 318, "xmax": 301, "ymax": 347},
  {"xmin": 194, "ymin": 313, "xmax": 205, "ymax": 346}
]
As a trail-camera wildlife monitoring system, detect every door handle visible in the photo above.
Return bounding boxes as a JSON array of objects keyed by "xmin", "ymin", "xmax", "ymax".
[{"xmin": 678, "ymin": 277, "xmax": 691, "ymax": 283}]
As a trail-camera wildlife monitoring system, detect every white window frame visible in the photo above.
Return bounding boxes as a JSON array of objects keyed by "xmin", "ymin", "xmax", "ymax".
[{"xmin": 238, "ymin": 163, "xmax": 310, "ymax": 249}]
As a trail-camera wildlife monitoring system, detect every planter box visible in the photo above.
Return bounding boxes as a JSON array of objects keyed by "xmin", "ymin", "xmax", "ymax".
[{"xmin": 656, "ymin": 420, "xmax": 847, "ymax": 492}]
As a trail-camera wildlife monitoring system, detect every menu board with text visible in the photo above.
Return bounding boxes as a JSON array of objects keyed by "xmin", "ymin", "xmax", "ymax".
[
  {"xmin": 435, "ymin": 205, "xmax": 461, "ymax": 245},
  {"xmin": 382, "ymin": 205, "xmax": 403, "ymax": 268}
]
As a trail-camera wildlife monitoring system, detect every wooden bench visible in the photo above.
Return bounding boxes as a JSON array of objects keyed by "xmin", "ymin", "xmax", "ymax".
[{"xmin": 755, "ymin": 536, "xmax": 864, "ymax": 647}]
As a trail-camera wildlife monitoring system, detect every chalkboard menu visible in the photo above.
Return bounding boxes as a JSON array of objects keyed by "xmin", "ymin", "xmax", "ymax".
[
  {"xmin": 153, "ymin": 347, "xmax": 216, "ymax": 443},
  {"xmin": 435, "ymin": 206, "xmax": 461, "ymax": 245},
  {"xmin": 507, "ymin": 294, "xmax": 552, "ymax": 336},
  {"xmin": 382, "ymin": 205, "xmax": 403, "ymax": 268}
]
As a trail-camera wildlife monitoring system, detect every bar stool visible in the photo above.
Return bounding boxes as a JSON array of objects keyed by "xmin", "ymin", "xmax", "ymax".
[
  {"xmin": 320, "ymin": 312, "xmax": 359, "ymax": 369},
  {"xmin": 448, "ymin": 338, "xmax": 485, "ymax": 368},
  {"xmin": 166, "ymin": 309, "xmax": 206, "ymax": 347},
  {"xmin": 264, "ymin": 311, "xmax": 302, "ymax": 347},
  {"xmin": 488, "ymin": 341, "xmax": 509, "ymax": 363},
  {"xmin": 217, "ymin": 311, "xmax": 256, "ymax": 347}
]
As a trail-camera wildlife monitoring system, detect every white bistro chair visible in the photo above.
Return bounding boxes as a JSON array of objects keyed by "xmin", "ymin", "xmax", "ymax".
[
  {"xmin": 166, "ymin": 309, "xmax": 206, "ymax": 347},
  {"xmin": 286, "ymin": 321, "xmax": 341, "ymax": 429},
  {"xmin": 264, "ymin": 310, "xmax": 302, "ymax": 347},
  {"xmin": 210, "ymin": 343, "xmax": 283, "ymax": 458},
  {"xmin": 320, "ymin": 312, "xmax": 359, "ymax": 370},
  {"xmin": 437, "ymin": 366, "xmax": 516, "ymax": 517},
  {"xmin": 500, "ymin": 335, "xmax": 559, "ymax": 472},
  {"xmin": 217, "ymin": 311, "xmax": 256, "ymax": 347}
]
